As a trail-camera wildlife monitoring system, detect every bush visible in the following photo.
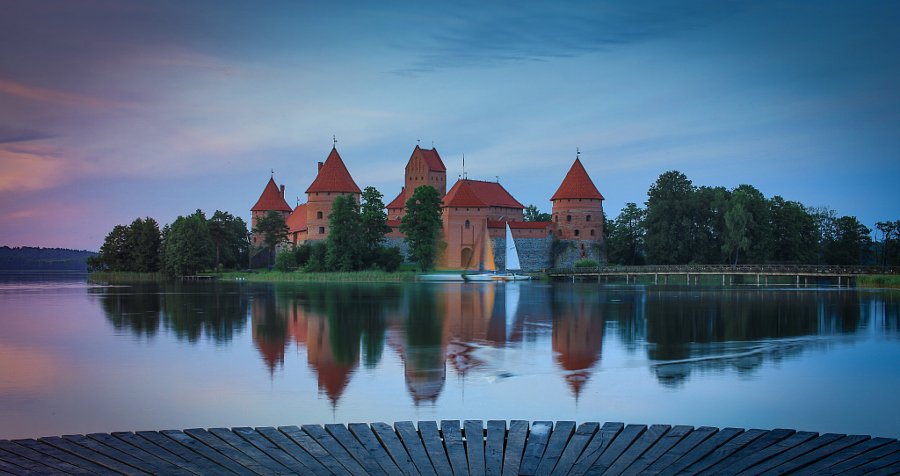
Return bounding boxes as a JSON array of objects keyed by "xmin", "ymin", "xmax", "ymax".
[
  {"xmin": 574, "ymin": 259, "xmax": 599, "ymax": 268},
  {"xmin": 304, "ymin": 242, "xmax": 327, "ymax": 272},
  {"xmin": 274, "ymin": 249, "xmax": 297, "ymax": 271},
  {"xmin": 376, "ymin": 246, "xmax": 403, "ymax": 272}
]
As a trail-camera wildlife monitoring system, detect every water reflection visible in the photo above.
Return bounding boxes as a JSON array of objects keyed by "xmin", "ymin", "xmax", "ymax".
[{"xmin": 92, "ymin": 281, "xmax": 900, "ymax": 403}]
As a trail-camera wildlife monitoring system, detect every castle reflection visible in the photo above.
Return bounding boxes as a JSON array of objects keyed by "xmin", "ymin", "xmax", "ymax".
[{"xmin": 93, "ymin": 281, "xmax": 900, "ymax": 403}]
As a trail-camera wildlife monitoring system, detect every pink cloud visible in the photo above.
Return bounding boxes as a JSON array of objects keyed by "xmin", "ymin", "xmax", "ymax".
[{"xmin": 0, "ymin": 77, "xmax": 125, "ymax": 110}]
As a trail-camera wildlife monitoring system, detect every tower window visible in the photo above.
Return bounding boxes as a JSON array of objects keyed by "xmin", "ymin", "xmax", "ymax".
[
  {"xmin": 574, "ymin": 229, "xmax": 580, "ymax": 237},
  {"xmin": 548, "ymin": 229, "xmax": 553, "ymax": 236},
  {"xmin": 558, "ymin": 230, "xmax": 562, "ymax": 236},
  {"xmin": 555, "ymin": 215, "xmax": 558, "ymax": 222},
  {"xmin": 317, "ymin": 211, "xmax": 323, "ymax": 219},
  {"xmin": 566, "ymin": 215, "xmax": 572, "ymax": 222},
  {"xmin": 586, "ymin": 215, "xmax": 591, "ymax": 222},
  {"xmin": 465, "ymin": 220, "xmax": 470, "ymax": 229},
  {"xmin": 590, "ymin": 229, "xmax": 595, "ymax": 236},
  {"xmin": 319, "ymin": 227, "xmax": 325, "ymax": 234}
]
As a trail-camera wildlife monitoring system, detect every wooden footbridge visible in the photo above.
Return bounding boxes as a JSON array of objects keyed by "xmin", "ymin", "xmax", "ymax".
[
  {"xmin": 548, "ymin": 265, "xmax": 898, "ymax": 286},
  {"xmin": 1, "ymin": 421, "xmax": 898, "ymax": 475}
]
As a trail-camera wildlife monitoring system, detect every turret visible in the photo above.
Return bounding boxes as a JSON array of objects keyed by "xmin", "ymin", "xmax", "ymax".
[
  {"xmin": 550, "ymin": 157, "xmax": 604, "ymax": 241},
  {"xmin": 305, "ymin": 147, "xmax": 361, "ymax": 240},
  {"xmin": 250, "ymin": 176, "xmax": 293, "ymax": 246}
]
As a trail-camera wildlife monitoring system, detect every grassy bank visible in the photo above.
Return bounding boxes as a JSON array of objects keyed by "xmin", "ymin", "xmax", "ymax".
[
  {"xmin": 857, "ymin": 275, "xmax": 900, "ymax": 289},
  {"xmin": 216, "ymin": 270, "xmax": 417, "ymax": 282},
  {"xmin": 88, "ymin": 271, "xmax": 168, "ymax": 283}
]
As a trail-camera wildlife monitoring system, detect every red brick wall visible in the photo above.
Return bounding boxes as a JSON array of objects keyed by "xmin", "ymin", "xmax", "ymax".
[
  {"xmin": 551, "ymin": 198, "xmax": 603, "ymax": 241},
  {"xmin": 304, "ymin": 191, "xmax": 359, "ymax": 242}
]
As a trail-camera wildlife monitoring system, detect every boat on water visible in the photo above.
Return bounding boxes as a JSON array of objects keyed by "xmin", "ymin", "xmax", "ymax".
[
  {"xmin": 462, "ymin": 222, "xmax": 531, "ymax": 282},
  {"xmin": 417, "ymin": 273, "xmax": 465, "ymax": 282}
]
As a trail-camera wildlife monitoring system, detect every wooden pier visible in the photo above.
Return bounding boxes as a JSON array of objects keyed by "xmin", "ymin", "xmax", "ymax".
[{"xmin": 1, "ymin": 421, "xmax": 898, "ymax": 475}]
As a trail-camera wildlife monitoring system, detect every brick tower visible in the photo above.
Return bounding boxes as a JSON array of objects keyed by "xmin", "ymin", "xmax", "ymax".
[
  {"xmin": 250, "ymin": 176, "xmax": 292, "ymax": 246},
  {"xmin": 550, "ymin": 156, "xmax": 604, "ymax": 243},
  {"xmin": 387, "ymin": 145, "xmax": 447, "ymax": 221},
  {"xmin": 305, "ymin": 147, "xmax": 361, "ymax": 241}
]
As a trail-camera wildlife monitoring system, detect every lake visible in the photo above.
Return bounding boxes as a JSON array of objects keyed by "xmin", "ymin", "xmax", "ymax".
[{"xmin": 1, "ymin": 272, "xmax": 898, "ymax": 440}]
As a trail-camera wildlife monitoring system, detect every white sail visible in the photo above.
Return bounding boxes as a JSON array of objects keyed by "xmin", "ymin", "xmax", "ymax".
[{"xmin": 505, "ymin": 222, "xmax": 521, "ymax": 271}]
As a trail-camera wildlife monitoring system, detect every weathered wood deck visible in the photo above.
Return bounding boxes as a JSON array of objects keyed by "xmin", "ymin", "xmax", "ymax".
[{"xmin": 1, "ymin": 421, "xmax": 897, "ymax": 475}]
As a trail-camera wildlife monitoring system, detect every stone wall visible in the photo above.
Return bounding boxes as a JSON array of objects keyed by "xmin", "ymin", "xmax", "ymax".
[
  {"xmin": 384, "ymin": 237, "xmax": 412, "ymax": 264},
  {"xmin": 491, "ymin": 236, "xmax": 553, "ymax": 271},
  {"xmin": 552, "ymin": 239, "xmax": 607, "ymax": 268}
]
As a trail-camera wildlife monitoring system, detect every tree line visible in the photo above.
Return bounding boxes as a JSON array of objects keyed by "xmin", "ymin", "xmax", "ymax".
[
  {"xmin": 88, "ymin": 211, "xmax": 249, "ymax": 275},
  {"xmin": 605, "ymin": 170, "xmax": 898, "ymax": 266}
]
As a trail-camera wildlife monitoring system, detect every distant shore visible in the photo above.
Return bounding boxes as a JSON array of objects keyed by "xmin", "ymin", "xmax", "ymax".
[{"xmin": 88, "ymin": 270, "xmax": 417, "ymax": 283}]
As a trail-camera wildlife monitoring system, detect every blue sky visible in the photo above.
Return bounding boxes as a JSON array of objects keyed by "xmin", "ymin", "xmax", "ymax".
[{"xmin": 1, "ymin": 1, "xmax": 898, "ymax": 250}]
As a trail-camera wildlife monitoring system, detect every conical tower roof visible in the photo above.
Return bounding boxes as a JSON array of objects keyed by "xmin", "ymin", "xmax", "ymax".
[
  {"xmin": 306, "ymin": 147, "xmax": 361, "ymax": 194},
  {"xmin": 550, "ymin": 158, "xmax": 604, "ymax": 201},
  {"xmin": 251, "ymin": 177, "xmax": 292, "ymax": 212}
]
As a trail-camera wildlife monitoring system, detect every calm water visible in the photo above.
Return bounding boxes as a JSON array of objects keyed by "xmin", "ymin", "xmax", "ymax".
[{"xmin": 1, "ymin": 273, "xmax": 899, "ymax": 440}]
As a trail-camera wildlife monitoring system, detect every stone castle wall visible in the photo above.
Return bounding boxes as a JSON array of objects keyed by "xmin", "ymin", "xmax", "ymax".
[
  {"xmin": 552, "ymin": 239, "xmax": 607, "ymax": 268},
  {"xmin": 491, "ymin": 236, "xmax": 554, "ymax": 271}
]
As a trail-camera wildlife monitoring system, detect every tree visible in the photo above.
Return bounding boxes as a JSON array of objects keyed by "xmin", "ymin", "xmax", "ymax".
[
  {"xmin": 400, "ymin": 185, "xmax": 443, "ymax": 271},
  {"xmin": 823, "ymin": 216, "xmax": 872, "ymax": 265},
  {"xmin": 524, "ymin": 204, "xmax": 551, "ymax": 222},
  {"xmin": 644, "ymin": 171, "xmax": 695, "ymax": 264},
  {"xmin": 606, "ymin": 202, "xmax": 645, "ymax": 265},
  {"xmin": 326, "ymin": 194, "xmax": 364, "ymax": 271},
  {"xmin": 128, "ymin": 217, "xmax": 161, "ymax": 272},
  {"xmin": 722, "ymin": 190, "xmax": 752, "ymax": 265},
  {"xmin": 207, "ymin": 211, "xmax": 248, "ymax": 269},
  {"xmin": 770, "ymin": 197, "xmax": 819, "ymax": 263},
  {"xmin": 731, "ymin": 184, "xmax": 772, "ymax": 262},
  {"xmin": 253, "ymin": 211, "xmax": 288, "ymax": 266},
  {"xmin": 360, "ymin": 187, "xmax": 391, "ymax": 265},
  {"xmin": 95, "ymin": 225, "xmax": 131, "ymax": 271},
  {"xmin": 162, "ymin": 210, "xmax": 213, "ymax": 275},
  {"xmin": 690, "ymin": 186, "xmax": 730, "ymax": 263}
]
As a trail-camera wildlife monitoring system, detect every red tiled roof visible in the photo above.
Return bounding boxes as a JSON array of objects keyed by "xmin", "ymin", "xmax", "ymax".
[
  {"xmin": 443, "ymin": 179, "xmax": 524, "ymax": 209},
  {"xmin": 306, "ymin": 148, "xmax": 362, "ymax": 194},
  {"xmin": 386, "ymin": 189, "xmax": 406, "ymax": 210},
  {"xmin": 488, "ymin": 220, "xmax": 552, "ymax": 229},
  {"xmin": 414, "ymin": 146, "xmax": 446, "ymax": 172},
  {"xmin": 251, "ymin": 177, "xmax": 293, "ymax": 212},
  {"xmin": 287, "ymin": 204, "xmax": 307, "ymax": 233},
  {"xmin": 550, "ymin": 158, "xmax": 604, "ymax": 201}
]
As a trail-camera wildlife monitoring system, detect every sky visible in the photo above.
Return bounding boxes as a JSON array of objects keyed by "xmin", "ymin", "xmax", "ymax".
[{"xmin": 1, "ymin": 0, "xmax": 898, "ymax": 251}]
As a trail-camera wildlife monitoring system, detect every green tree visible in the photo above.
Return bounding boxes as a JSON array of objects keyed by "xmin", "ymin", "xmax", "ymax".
[
  {"xmin": 128, "ymin": 217, "xmax": 162, "ymax": 272},
  {"xmin": 606, "ymin": 202, "xmax": 645, "ymax": 265},
  {"xmin": 769, "ymin": 197, "xmax": 819, "ymax": 263},
  {"xmin": 95, "ymin": 225, "xmax": 131, "ymax": 271},
  {"xmin": 400, "ymin": 185, "xmax": 443, "ymax": 271},
  {"xmin": 360, "ymin": 186, "xmax": 391, "ymax": 265},
  {"xmin": 253, "ymin": 211, "xmax": 289, "ymax": 266},
  {"xmin": 722, "ymin": 190, "xmax": 752, "ymax": 265},
  {"xmin": 208, "ymin": 211, "xmax": 248, "ymax": 269},
  {"xmin": 326, "ymin": 194, "xmax": 364, "ymax": 271},
  {"xmin": 875, "ymin": 220, "xmax": 900, "ymax": 266},
  {"xmin": 732, "ymin": 184, "xmax": 772, "ymax": 262},
  {"xmin": 823, "ymin": 216, "xmax": 872, "ymax": 265},
  {"xmin": 304, "ymin": 242, "xmax": 327, "ymax": 272},
  {"xmin": 690, "ymin": 186, "xmax": 730, "ymax": 263},
  {"xmin": 524, "ymin": 204, "xmax": 552, "ymax": 222},
  {"xmin": 162, "ymin": 210, "xmax": 213, "ymax": 275},
  {"xmin": 644, "ymin": 171, "xmax": 695, "ymax": 264}
]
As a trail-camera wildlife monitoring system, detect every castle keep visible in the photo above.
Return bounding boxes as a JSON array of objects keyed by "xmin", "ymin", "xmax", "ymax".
[{"xmin": 251, "ymin": 145, "xmax": 605, "ymax": 269}]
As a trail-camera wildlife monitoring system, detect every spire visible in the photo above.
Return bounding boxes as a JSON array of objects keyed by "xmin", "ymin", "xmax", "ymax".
[
  {"xmin": 306, "ymin": 147, "xmax": 362, "ymax": 194},
  {"xmin": 550, "ymin": 157, "xmax": 604, "ymax": 201},
  {"xmin": 251, "ymin": 176, "xmax": 292, "ymax": 212}
]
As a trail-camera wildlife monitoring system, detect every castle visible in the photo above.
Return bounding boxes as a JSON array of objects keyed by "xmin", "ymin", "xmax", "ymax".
[{"xmin": 250, "ymin": 145, "xmax": 606, "ymax": 269}]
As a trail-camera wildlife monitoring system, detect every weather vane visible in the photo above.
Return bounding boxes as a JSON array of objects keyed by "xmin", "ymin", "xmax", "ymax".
[
  {"xmin": 333, "ymin": 135, "xmax": 337, "ymax": 147},
  {"xmin": 576, "ymin": 147, "xmax": 580, "ymax": 159},
  {"xmin": 271, "ymin": 168, "xmax": 274, "ymax": 177}
]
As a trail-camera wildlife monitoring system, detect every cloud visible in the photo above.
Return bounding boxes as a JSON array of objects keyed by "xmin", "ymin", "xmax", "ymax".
[
  {"xmin": 0, "ymin": 77, "xmax": 127, "ymax": 110},
  {"xmin": 0, "ymin": 142, "xmax": 73, "ymax": 192},
  {"xmin": 0, "ymin": 126, "xmax": 56, "ymax": 144}
]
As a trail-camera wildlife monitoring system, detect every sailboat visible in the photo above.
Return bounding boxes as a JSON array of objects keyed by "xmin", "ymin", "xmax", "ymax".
[
  {"xmin": 462, "ymin": 228, "xmax": 497, "ymax": 281},
  {"xmin": 492, "ymin": 222, "xmax": 531, "ymax": 281}
]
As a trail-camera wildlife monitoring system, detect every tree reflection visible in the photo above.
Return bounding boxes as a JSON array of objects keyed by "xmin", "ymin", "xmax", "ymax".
[{"xmin": 93, "ymin": 283, "xmax": 161, "ymax": 338}]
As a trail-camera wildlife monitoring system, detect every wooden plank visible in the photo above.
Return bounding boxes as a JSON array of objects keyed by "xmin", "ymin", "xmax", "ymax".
[
  {"xmin": 484, "ymin": 420, "xmax": 507, "ymax": 476},
  {"xmin": 676, "ymin": 428, "xmax": 767, "ymax": 474},
  {"xmin": 501, "ymin": 420, "xmax": 529, "ymax": 476},
  {"xmin": 464, "ymin": 420, "xmax": 486, "ymax": 476},
  {"xmin": 0, "ymin": 439, "xmax": 96, "ymax": 475},
  {"xmin": 143, "ymin": 430, "xmax": 254, "ymax": 476},
  {"xmin": 301, "ymin": 424, "xmax": 371, "ymax": 476},
  {"xmin": 113, "ymin": 431, "xmax": 222, "ymax": 476},
  {"xmin": 762, "ymin": 434, "xmax": 869, "ymax": 475},
  {"xmin": 342, "ymin": 423, "xmax": 395, "ymax": 475},
  {"xmin": 548, "ymin": 422, "xmax": 599, "ymax": 476},
  {"xmin": 796, "ymin": 437, "xmax": 894, "ymax": 474},
  {"xmin": 84, "ymin": 432, "xmax": 193, "ymax": 475},
  {"xmin": 254, "ymin": 427, "xmax": 334, "ymax": 476},
  {"xmin": 441, "ymin": 420, "xmax": 470, "ymax": 476},
  {"xmin": 371, "ymin": 422, "xmax": 418, "ymax": 475},
  {"xmin": 534, "ymin": 421, "xmax": 576, "ymax": 476},
  {"xmin": 0, "ymin": 446, "xmax": 57, "ymax": 475},
  {"xmin": 736, "ymin": 432, "xmax": 844, "ymax": 475},
  {"xmin": 39, "ymin": 435, "xmax": 148, "ymax": 475},
  {"xmin": 708, "ymin": 428, "xmax": 804, "ymax": 475},
  {"xmin": 865, "ymin": 460, "xmax": 900, "ymax": 476},
  {"xmin": 66, "ymin": 433, "xmax": 175, "ymax": 474},
  {"xmin": 621, "ymin": 425, "xmax": 693, "ymax": 476},
  {"xmin": 395, "ymin": 421, "xmax": 438, "ymax": 476},
  {"xmin": 208, "ymin": 427, "xmax": 291, "ymax": 474},
  {"xmin": 519, "ymin": 421, "xmax": 554, "ymax": 476},
  {"xmin": 231, "ymin": 427, "xmax": 313, "ymax": 475},
  {"xmin": 604, "ymin": 424, "xmax": 669, "ymax": 476},
  {"xmin": 585, "ymin": 424, "xmax": 646, "ymax": 475},
  {"xmin": 568, "ymin": 422, "xmax": 624, "ymax": 475},
  {"xmin": 642, "ymin": 426, "xmax": 717, "ymax": 475},
  {"xmin": 279, "ymin": 426, "xmax": 358, "ymax": 476},
  {"xmin": 179, "ymin": 428, "xmax": 271, "ymax": 475},
  {"xmin": 821, "ymin": 444, "xmax": 900, "ymax": 476},
  {"xmin": 818, "ymin": 440, "xmax": 900, "ymax": 475},
  {"xmin": 418, "ymin": 421, "xmax": 454, "ymax": 476},
  {"xmin": 13, "ymin": 438, "xmax": 114, "ymax": 474},
  {"xmin": 655, "ymin": 427, "xmax": 743, "ymax": 476}
]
